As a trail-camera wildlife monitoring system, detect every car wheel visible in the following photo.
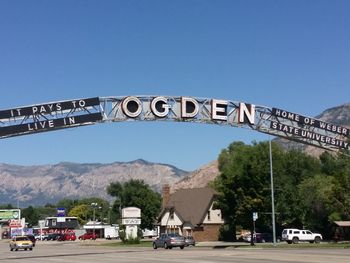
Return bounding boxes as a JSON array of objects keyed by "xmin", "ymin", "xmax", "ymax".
[
  {"xmin": 315, "ymin": 237, "xmax": 321, "ymax": 244},
  {"xmin": 180, "ymin": 246, "xmax": 184, "ymax": 249},
  {"xmin": 292, "ymin": 237, "xmax": 299, "ymax": 244},
  {"xmin": 25, "ymin": 248, "xmax": 27, "ymax": 251},
  {"xmin": 30, "ymin": 248, "xmax": 33, "ymax": 251},
  {"xmin": 10, "ymin": 248, "xmax": 13, "ymax": 251},
  {"xmin": 153, "ymin": 243, "xmax": 157, "ymax": 249},
  {"xmin": 164, "ymin": 242, "xmax": 168, "ymax": 249}
]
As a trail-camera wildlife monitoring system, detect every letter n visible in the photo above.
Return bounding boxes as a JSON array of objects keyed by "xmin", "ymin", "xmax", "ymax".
[{"xmin": 239, "ymin": 103, "xmax": 255, "ymax": 124}]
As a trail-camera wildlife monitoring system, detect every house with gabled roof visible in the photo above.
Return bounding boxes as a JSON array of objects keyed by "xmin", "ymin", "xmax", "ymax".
[{"xmin": 158, "ymin": 186, "xmax": 224, "ymax": 241}]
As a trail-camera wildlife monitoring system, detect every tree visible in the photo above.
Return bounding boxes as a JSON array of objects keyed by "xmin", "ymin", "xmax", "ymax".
[
  {"xmin": 320, "ymin": 152, "xmax": 350, "ymax": 221},
  {"xmin": 274, "ymin": 148, "xmax": 321, "ymax": 229},
  {"xmin": 298, "ymin": 174, "xmax": 334, "ymax": 232},
  {"xmin": 107, "ymin": 179, "xmax": 161, "ymax": 230},
  {"xmin": 213, "ymin": 141, "xmax": 280, "ymax": 240},
  {"xmin": 68, "ymin": 204, "xmax": 89, "ymax": 225},
  {"xmin": 21, "ymin": 206, "xmax": 40, "ymax": 227}
]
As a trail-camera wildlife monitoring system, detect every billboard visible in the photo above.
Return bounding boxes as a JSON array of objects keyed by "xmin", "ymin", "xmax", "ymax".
[{"xmin": 0, "ymin": 209, "xmax": 21, "ymax": 221}]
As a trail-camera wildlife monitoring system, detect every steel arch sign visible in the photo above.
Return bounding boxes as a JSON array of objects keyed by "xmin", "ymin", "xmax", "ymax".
[{"xmin": 0, "ymin": 96, "xmax": 349, "ymax": 152}]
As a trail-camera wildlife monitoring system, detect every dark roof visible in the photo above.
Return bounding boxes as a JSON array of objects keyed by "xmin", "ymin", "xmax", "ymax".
[{"xmin": 161, "ymin": 187, "xmax": 217, "ymax": 226}]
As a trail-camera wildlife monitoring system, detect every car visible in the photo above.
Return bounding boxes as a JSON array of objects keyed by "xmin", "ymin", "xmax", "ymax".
[
  {"xmin": 58, "ymin": 233, "xmax": 76, "ymax": 241},
  {"xmin": 58, "ymin": 233, "xmax": 77, "ymax": 241},
  {"xmin": 35, "ymin": 234, "xmax": 49, "ymax": 241},
  {"xmin": 259, "ymin": 233, "xmax": 281, "ymax": 243},
  {"xmin": 25, "ymin": 234, "xmax": 36, "ymax": 247},
  {"xmin": 281, "ymin": 228, "xmax": 322, "ymax": 244},
  {"xmin": 153, "ymin": 233, "xmax": 186, "ymax": 249},
  {"xmin": 47, "ymin": 233, "xmax": 62, "ymax": 241},
  {"xmin": 184, "ymin": 236, "xmax": 195, "ymax": 246},
  {"xmin": 10, "ymin": 236, "xmax": 33, "ymax": 251},
  {"xmin": 78, "ymin": 232, "xmax": 97, "ymax": 240}
]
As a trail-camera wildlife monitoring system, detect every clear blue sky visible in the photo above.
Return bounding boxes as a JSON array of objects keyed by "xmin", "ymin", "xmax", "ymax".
[{"xmin": 0, "ymin": 0, "xmax": 349, "ymax": 171}]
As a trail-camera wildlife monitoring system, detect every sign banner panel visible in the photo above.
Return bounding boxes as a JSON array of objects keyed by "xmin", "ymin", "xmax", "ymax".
[
  {"xmin": 271, "ymin": 108, "xmax": 349, "ymax": 136},
  {"xmin": 0, "ymin": 112, "xmax": 102, "ymax": 138},
  {"xmin": 0, "ymin": 97, "xmax": 100, "ymax": 119}
]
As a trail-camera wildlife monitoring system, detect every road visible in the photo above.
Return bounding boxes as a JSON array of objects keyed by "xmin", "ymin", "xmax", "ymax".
[{"xmin": 1, "ymin": 240, "xmax": 350, "ymax": 263}]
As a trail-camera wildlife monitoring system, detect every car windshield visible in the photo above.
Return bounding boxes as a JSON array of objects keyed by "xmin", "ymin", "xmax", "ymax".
[
  {"xmin": 168, "ymin": 233, "xmax": 181, "ymax": 237},
  {"xmin": 16, "ymin": 237, "xmax": 29, "ymax": 241}
]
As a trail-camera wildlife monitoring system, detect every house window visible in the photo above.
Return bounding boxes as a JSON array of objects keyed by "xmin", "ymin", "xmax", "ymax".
[{"xmin": 207, "ymin": 210, "xmax": 211, "ymax": 221}]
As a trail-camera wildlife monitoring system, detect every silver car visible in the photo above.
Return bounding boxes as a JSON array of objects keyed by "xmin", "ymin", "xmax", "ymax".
[
  {"xmin": 153, "ymin": 233, "xmax": 185, "ymax": 249},
  {"xmin": 185, "ymin": 236, "xmax": 196, "ymax": 246}
]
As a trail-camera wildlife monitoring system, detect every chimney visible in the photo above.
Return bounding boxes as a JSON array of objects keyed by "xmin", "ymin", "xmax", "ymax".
[{"xmin": 162, "ymin": 184, "xmax": 170, "ymax": 209}]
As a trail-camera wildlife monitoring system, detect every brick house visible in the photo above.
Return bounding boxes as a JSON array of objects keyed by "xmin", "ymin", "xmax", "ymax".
[{"xmin": 158, "ymin": 186, "xmax": 224, "ymax": 241}]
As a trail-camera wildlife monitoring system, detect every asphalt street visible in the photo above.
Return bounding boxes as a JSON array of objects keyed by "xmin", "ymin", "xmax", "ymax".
[{"xmin": 1, "ymin": 240, "xmax": 350, "ymax": 263}]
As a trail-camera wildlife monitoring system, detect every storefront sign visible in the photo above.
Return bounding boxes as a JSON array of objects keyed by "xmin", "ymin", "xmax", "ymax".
[{"xmin": 122, "ymin": 218, "xmax": 141, "ymax": 225}]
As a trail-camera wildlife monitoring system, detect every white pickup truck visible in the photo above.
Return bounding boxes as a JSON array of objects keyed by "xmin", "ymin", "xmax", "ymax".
[{"xmin": 282, "ymin": 229, "xmax": 322, "ymax": 244}]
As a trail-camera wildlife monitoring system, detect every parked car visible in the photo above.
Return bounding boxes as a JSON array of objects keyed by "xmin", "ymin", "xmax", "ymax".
[
  {"xmin": 9, "ymin": 236, "xmax": 33, "ymax": 251},
  {"xmin": 47, "ymin": 233, "xmax": 62, "ymax": 241},
  {"xmin": 58, "ymin": 233, "xmax": 76, "ymax": 241},
  {"xmin": 259, "ymin": 233, "xmax": 281, "ymax": 243},
  {"xmin": 281, "ymin": 229, "xmax": 322, "ymax": 244},
  {"xmin": 35, "ymin": 234, "xmax": 49, "ymax": 241},
  {"xmin": 184, "ymin": 236, "xmax": 195, "ymax": 246},
  {"xmin": 153, "ymin": 233, "xmax": 185, "ymax": 249},
  {"xmin": 25, "ymin": 234, "xmax": 36, "ymax": 247},
  {"xmin": 78, "ymin": 232, "xmax": 97, "ymax": 240}
]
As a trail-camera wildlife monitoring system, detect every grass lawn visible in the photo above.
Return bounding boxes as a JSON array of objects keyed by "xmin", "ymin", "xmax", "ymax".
[{"xmin": 245, "ymin": 242, "xmax": 350, "ymax": 249}]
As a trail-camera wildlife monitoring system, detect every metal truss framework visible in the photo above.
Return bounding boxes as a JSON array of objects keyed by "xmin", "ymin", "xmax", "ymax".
[{"xmin": 0, "ymin": 96, "xmax": 349, "ymax": 153}]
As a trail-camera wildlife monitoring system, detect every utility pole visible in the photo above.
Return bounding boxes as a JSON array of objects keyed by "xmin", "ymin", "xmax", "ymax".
[
  {"xmin": 269, "ymin": 139, "xmax": 277, "ymax": 246},
  {"xmin": 91, "ymin": 203, "xmax": 98, "ymax": 238}
]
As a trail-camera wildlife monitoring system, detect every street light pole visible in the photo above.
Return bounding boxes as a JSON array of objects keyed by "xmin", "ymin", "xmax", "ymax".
[
  {"xmin": 269, "ymin": 139, "xmax": 277, "ymax": 246},
  {"xmin": 91, "ymin": 203, "xmax": 98, "ymax": 238}
]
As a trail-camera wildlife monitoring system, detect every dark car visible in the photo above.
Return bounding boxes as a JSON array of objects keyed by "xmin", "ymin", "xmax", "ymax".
[
  {"xmin": 47, "ymin": 233, "xmax": 62, "ymax": 241},
  {"xmin": 25, "ymin": 234, "xmax": 36, "ymax": 247},
  {"xmin": 255, "ymin": 233, "xmax": 281, "ymax": 243},
  {"xmin": 153, "ymin": 233, "xmax": 185, "ymax": 249},
  {"xmin": 184, "ymin": 236, "xmax": 195, "ymax": 246}
]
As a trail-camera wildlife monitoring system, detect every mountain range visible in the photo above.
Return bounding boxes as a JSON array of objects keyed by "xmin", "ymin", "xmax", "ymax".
[
  {"xmin": 0, "ymin": 103, "xmax": 349, "ymax": 207},
  {"xmin": 0, "ymin": 159, "xmax": 188, "ymax": 207}
]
